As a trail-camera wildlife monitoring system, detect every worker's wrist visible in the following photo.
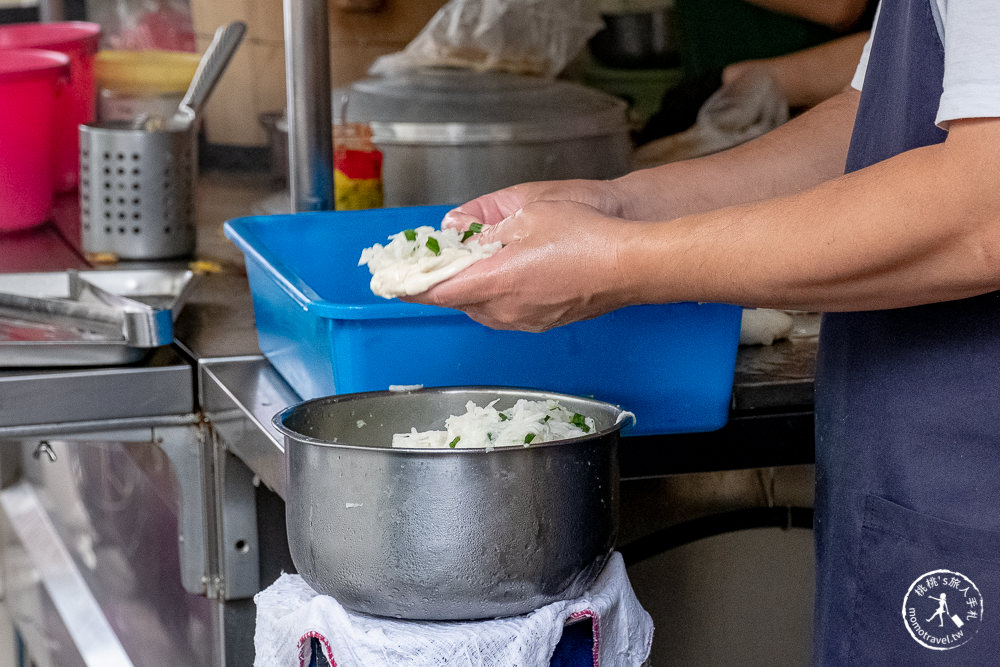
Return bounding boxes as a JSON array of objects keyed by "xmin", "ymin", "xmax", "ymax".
[{"xmin": 608, "ymin": 173, "xmax": 651, "ymax": 220}]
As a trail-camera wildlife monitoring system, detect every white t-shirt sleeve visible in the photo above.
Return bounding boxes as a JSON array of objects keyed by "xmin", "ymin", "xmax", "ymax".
[
  {"xmin": 936, "ymin": 1, "xmax": 1000, "ymax": 127},
  {"xmin": 850, "ymin": 3, "xmax": 881, "ymax": 92}
]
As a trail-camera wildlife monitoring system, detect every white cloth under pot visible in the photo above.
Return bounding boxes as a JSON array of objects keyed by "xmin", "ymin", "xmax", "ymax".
[{"xmin": 254, "ymin": 551, "xmax": 654, "ymax": 667}]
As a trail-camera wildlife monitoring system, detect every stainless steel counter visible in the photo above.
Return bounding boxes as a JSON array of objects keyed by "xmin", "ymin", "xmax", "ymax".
[
  {"xmin": 733, "ymin": 314, "xmax": 817, "ymax": 412},
  {"xmin": 0, "ymin": 346, "xmax": 194, "ymax": 433},
  {"xmin": 199, "ymin": 356, "xmax": 293, "ymax": 498}
]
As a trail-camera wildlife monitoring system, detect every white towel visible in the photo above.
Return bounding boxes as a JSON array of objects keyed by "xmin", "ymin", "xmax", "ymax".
[
  {"xmin": 254, "ymin": 552, "xmax": 653, "ymax": 667},
  {"xmin": 633, "ymin": 67, "xmax": 790, "ymax": 169}
]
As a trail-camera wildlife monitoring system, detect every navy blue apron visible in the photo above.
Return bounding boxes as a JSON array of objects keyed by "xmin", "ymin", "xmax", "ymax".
[{"xmin": 813, "ymin": 0, "xmax": 1000, "ymax": 664}]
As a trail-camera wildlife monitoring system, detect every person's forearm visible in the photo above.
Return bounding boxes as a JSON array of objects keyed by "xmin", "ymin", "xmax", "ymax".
[
  {"xmin": 743, "ymin": 0, "xmax": 870, "ymax": 31},
  {"xmin": 614, "ymin": 89, "xmax": 859, "ymax": 222},
  {"xmin": 623, "ymin": 118, "xmax": 1000, "ymax": 312},
  {"xmin": 744, "ymin": 32, "xmax": 869, "ymax": 108}
]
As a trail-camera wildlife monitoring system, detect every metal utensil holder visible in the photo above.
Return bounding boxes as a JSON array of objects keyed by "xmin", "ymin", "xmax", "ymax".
[{"xmin": 80, "ymin": 121, "xmax": 196, "ymax": 259}]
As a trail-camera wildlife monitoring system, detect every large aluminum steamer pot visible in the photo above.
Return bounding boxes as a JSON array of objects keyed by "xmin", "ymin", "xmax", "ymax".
[
  {"xmin": 273, "ymin": 386, "xmax": 632, "ymax": 620},
  {"xmin": 337, "ymin": 68, "xmax": 631, "ymax": 206}
]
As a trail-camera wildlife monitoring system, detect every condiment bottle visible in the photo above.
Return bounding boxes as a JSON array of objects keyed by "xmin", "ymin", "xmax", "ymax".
[{"xmin": 333, "ymin": 122, "xmax": 383, "ymax": 210}]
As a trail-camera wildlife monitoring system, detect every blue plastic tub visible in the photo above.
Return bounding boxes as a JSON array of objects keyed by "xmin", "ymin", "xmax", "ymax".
[{"xmin": 224, "ymin": 206, "xmax": 741, "ymax": 435}]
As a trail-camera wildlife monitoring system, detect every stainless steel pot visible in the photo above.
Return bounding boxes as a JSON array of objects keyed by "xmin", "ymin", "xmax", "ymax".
[
  {"xmin": 336, "ymin": 69, "xmax": 631, "ymax": 206},
  {"xmin": 273, "ymin": 386, "xmax": 632, "ymax": 620},
  {"xmin": 589, "ymin": 6, "xmax": 682, "ymax": 70}
]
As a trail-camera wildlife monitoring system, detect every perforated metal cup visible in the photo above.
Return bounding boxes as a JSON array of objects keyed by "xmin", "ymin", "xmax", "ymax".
[{"xmin": 79, "ymin": 121, "xmax": 196, "ymax": 259}]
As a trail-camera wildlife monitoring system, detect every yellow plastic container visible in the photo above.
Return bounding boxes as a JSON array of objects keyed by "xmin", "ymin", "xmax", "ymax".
[
  {"xmin": 96, "ymin": 49, "xmax": 200, "ymax": 95},
  {"xmin": 95, "ymin": 49, "xmax": 200, "ymax": 121}
]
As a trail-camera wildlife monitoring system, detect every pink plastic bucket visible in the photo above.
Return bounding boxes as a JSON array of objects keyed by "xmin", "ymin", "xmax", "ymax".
[
  {"xmin": 0, "ymin": 21, "xmax": 101, "ymax": 192},
  {"xmin": 0, "ymin": 50, "xmax": 70, "ymax": 231}
]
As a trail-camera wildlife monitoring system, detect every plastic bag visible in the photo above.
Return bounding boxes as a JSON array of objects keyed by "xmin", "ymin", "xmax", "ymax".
[
  {"xmin": 369, "ymin": 0, "xmax": 604, "ymax": 79},
  {"xmin": 86, "ymin": 0, "xmax": 196, "ymax": 51}
]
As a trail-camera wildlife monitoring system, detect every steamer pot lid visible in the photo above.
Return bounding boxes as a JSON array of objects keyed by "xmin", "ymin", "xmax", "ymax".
[{"xmin": 336, "ymin": 68, "xmax": 628, "ymax": 143}]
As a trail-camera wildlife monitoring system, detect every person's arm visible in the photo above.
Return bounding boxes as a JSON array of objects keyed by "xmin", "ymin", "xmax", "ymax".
[
  {"xmin": 742, "ymin": 0, "xmax": 871, "ymax": 31},
  {"xmin": 413, "ymin": 109, "xmax": 1000, "ymax": 332},
  {"xmin": 444, "ymin": 89, "xmax": 859, "ymax": 230},
  {"xmin": 622, "ymin": 115, "xmax": 1000, "ymax": 312},
  {"xmin": 722, "ymin": 32, "xmax": 870, "ymax": 109},
  {"xmin": 614, "ymin": 88, "xmax": 859, "ymax": 220}
]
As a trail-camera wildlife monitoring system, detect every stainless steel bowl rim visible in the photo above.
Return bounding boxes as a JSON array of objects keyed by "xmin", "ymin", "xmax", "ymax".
[{"xmin": 272, "ymin": 385, "xmax": 634, "ymax": 453}]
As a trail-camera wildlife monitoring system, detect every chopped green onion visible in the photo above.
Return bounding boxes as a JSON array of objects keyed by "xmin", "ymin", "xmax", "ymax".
[
  {"xmin": 524, "ymin": 433, "xmax": 536, "ymax": 444},
  {"xmin": 426, "ymin": 236, "xmax": 441, "ymax": 255},
  {"xmin": 499, "ymin": 412, "xmax": 509, "ymax": 421},
  {"xmin": 542, "ymin": 415, "xmax": 551, "ymax": 423},
  {"xmin": 448, "ymin": 436, "xmax": 460, "ymax": 448},
  {"xmin": 461, "ymin": 223, "xmax": 484, "ymax": 242},
  {"xmin": 571, "ymin": 413, "xmax": 590, "ymax": 432},
  {"xmin": 487, "ymin": 432, "xmax": 495, "ymax": 441},
  {"xmin": 403, "ymin": 229, "xmax": 417, "ymax": 241}
]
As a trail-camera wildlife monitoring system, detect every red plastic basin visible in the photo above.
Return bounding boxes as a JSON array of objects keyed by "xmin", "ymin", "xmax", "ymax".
[
  {"xmin": 0, "ymin": 21, "xmax": 101, "ymax": 192},
  {"xmin": 0, "ymin": 49, "xmax": 70, "ymax": 231}
]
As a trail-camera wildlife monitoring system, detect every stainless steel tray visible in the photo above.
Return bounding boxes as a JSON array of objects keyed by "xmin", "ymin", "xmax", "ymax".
[{"xmin": 0, "ymin": 269, "xmax": 196, "ymax": 367}]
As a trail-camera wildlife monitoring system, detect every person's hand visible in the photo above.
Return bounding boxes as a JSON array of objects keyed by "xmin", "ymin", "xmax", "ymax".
[
  {"xmin": 441, "ymin": 179, "xmax": 627, "ymax": 232},
  {"xmin": 406, "ymin": 200, "xmax": 642, "ymax": 332}
]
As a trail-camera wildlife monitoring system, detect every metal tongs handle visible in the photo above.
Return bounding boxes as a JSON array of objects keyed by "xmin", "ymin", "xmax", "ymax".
[
  {"xmin": 0, "ymin": 291, "xmax": 123, "ymax": 340},
  {"xmin": 69, "ymin": 271, "xmax": 173, "ymax": 347},
  {"xmin": 0, "ymin": 272, "xmax": 173, "ymax": 348}
]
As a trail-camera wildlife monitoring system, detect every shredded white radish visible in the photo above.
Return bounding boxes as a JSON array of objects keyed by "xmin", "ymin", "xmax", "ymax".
[
  {"xmin": 359, "ymin": 226, "xmax": 500, "ymax": 298},
  {"xmin": 391, "ymin": 398, "xmax": 597, "ymax": 451}
]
